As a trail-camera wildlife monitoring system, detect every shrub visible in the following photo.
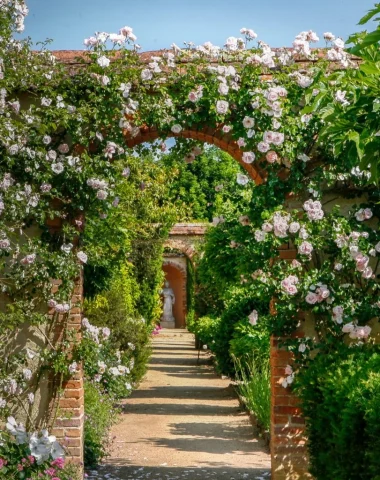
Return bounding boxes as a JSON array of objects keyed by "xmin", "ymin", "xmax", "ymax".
[
  {"xmin": 84, "ymin": 381, "xmax": 120, "ymax": 469},
  {"xmin": 84, "ymin": 265, "xmax": 152, "ymax": 385},
  {"xmin": 294, "ymin": 346, "xmax": 380, "ymax": 480},
  {"xmin": 188, "ymin": 315, "xmax": 221, "ymax": 350},
  {"xmin": 234, "ymin": 357, "xmax": 270, "ymax": 431}
]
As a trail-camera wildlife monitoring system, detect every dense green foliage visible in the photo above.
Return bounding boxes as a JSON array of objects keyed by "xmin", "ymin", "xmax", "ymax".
[
  {"xmin": 234, "ymin": 358, "xmax": 270, "ymax": 431},
  {"xmin": 294, "ymin": 346, "xmax": 380, "ymax": 480},
  {"xmin": 84, "ymin": 382, "xmax": 120, "ymax": 468},
  {"xmin": 160, "ymin": 147, "xmax": 245, "ymax": 222}
]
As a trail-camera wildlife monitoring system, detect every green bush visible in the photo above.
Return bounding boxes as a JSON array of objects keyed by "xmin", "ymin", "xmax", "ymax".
[
  {"xmin": 230, "ymin": 316, "xmax": 271, "ymax": 372},
  {"xmin": 294, "ymin": 346, "xmax": 380, "ymax": 480},
  {"xmin": 188, "ymin": 315, "xmax": 221, "ymax": 349},
  {"xmin": 234, "ymin": 357, "xmax": 270, "ymax": 431},
  {"xmin": 84, "ymin": 381, "xmax": 120, "ymax": 469},
  {"xmin": 85, "ymin": 264, "xmax": 152, "ymax": 384}
]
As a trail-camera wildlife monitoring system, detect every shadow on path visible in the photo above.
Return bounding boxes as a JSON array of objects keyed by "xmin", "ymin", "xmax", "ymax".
[{"xmin": 86, "ymin": 330, "xmax": 271, "ymax": 480}]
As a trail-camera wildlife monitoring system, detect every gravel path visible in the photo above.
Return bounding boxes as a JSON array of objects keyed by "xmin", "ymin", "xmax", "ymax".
[{"xmin": 86, "ymin": 330, "xmax": 271, "ymax": 480}]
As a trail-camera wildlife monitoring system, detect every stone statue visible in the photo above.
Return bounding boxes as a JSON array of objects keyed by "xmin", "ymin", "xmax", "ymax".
[{"xmin": 161, "ymin": 280, "xmax": 175, "ymax": 328}]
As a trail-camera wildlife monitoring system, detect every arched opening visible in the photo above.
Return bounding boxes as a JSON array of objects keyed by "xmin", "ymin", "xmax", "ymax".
[{"xmin": 162, "ymin": 261, "xmax": 187, "ymax": 329}]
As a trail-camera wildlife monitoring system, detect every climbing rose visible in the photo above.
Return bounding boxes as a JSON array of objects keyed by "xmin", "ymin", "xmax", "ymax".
[
  {"xmin": 236, "ymin": 173, "xmax": 249, "ymax": 185},
  {"xmin": 266, "ymin": 151, "xmax": 278, "ymax": 164},
  {"xmin": 68, "ymin": 362, "xmax": 78, "ymax": 374},
  {"xmin": 254, "ymin": 230, "xmax": 266, "ymax": 242},
  {"xmin": 242, "ymin": 116, "xmax": 255, "ymax": 128},
  {"xmin": 77, "ymin": 251, "xmax": 88, "ymax": 263},
  {"xmin": 216, "ymin": 100, "xmax": 229, "ymax": 114},
  {"xmin": 298, "ymin": 241, "xmax": 313, "ymax": 255},
  {"xmin": 303, "ymin": 199, "xmax": 324, "ymax": 221},
  {"xmin": 257, "ymin": 141, "xmax": 270, "ymax": 153},
  {"xmin": 281, "ymin": 275, "xmax": 299, "ymax": 295},
  {"xmin": 305, "ymin": 292, "xmax": 318, "ymax": 304},
  {"xmin": 242, "ymin": 151, "xmax": 255, "ymax": 163},
  {"xmin": 97, "ymin": 56, "xmax": 110, "ymax": 67},
  {"xmin": 355, "ymin": 208, "xmax": 373, "ymax": 221},
  {"xmin": 141, "ymin": 69, "xmax": 153, "ymax": 81},
  {"xmin": 171, "ymin": 124, "xmax": 182, "ymax": 134}
]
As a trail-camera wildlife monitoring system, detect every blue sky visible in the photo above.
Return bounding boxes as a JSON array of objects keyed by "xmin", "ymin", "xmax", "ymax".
[{"xmin": 21, "ymin": 0, "xmax": 375, "ymax": 52}]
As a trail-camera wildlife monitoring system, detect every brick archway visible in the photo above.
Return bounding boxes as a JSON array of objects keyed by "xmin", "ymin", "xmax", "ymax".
[
  {"xmin": 49, "ymin": 51, "xmax": 309, "ymax": 478},
  {"xmin": 124, "ymin": 125, "xmax": 265, "ymax": 186},
  {"xmin": 162, "ymin": 259, "xmax": 187, "ymax": 328}
]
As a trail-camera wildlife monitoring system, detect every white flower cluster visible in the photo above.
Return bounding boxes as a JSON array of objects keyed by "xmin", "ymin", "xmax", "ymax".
[
  {"xmin": 342, "ymin": 323, "xmax": 371, "ymax": 340},
  {"xmin": 281, "ymin": 275, "xmax": 299, "ymax": 295},
  {"xmin": 305, "ymin": 284, "xmax": 330, "ymax": 304},
  {"xmin": 6, "ymin": 416, "xmax": 65, "ymax": 464},
  {"xmin": 87, "ymin": 177, "xmax": 109, "ymax": 200},
  {"xmin": 82, "ymin": 317, "xmax": 111, "ymax": 344},
  {"xmin": 303, "ymin": 199, "xmax": 324, "ymax": 221},
  {"xmin": 281, "ymin": 364, "xmax": 294, "ymax": 388},
  {"xmin": 84, "ymin": 26, "xmax": 137, "ymax": 48}
]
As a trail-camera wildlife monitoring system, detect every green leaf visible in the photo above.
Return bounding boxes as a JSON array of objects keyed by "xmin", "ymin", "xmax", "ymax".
[
  {"xmin": 347, "ymin": 130, "xmax": 364, "ymax": 160},
  {"xmin": 351, "ymin": 30, "xmax": 380, "ymax": 54},
  {"xmin": 360, "ymin": 61, "xmax": 380, "ymax": 76},
  {"xmin": 358, "ymin": 4, "xmax": 380, "ymax": 25}
]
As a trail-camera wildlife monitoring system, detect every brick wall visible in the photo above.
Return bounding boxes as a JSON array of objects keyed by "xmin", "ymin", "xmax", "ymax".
[{"xmin": 51, "ymin": 273, "xmax": 84, "ymax": 464}]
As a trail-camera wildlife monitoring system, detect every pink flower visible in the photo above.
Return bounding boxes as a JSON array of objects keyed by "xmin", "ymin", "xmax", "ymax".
[
  {"xmin": 266, "ymin": 150, "xmax": 278, "ymax": 164},
  {"xmin": 242, "ymin": 116, "xmax": 255, "ymax": 129},
  {"xmin": 291, "ymin": 259, "xmax": 302, "ymax": 268},
  {"xmin": 44, "ymin": 468, "xmax": 56, "ymax": 476},
  {"xmin": 257, "ymin": 141, "xmax": 270, "ymax": 153},
  {"xmin": 362, "ymin": 266, "xmax": 373, "ymax": 279},
  {"xmin": 58, "ymin": 143, "xmax": 69, "ymax": 154},
  {"xmin": 239, "ymin": 215, "xmax": 250, "ymax": 226},
  {"xmin": 298, "ymin": 241, "xmax": 313, "ymax": 255},
  {"xmin": 342, "ymin": 322, "xmax": 355, "ymax": 333},
  {"xmin": 222, "ymin": 125, "xmax": 232, "ymax": 133},
  {"xmin": 285, "ymin": 365, "xmax": 293, "ymax": 375},
  {"xmin": 188, "ymin": 91, "xmax": 198, "ymax": 102},
  {"xmin": 237, "ymin": 137, "xmax": 246, "ymax": 147},
  {"xmin": 355, "ymin": 253, "xmax": 369, "ymax": 272},
  {"xmin": 355, "ymin": 208, "xmax": 373, "ymax": 221},
  {"xmin": 289, "ymin": 222, "xmax": 300, "ymax": 233},
  {"xmin": 261, "ymin": 222, "xmax": 273, "ymax": 233},
  {"xmin": 216, "ymin": 100, "xmax": 229, "ymax": 114},
  {"xmin": 305, "ymin": 292, "xmax": 318, "ymax": 304},
  {"xmin": 303, "ymin": 200, "xmax": 324, "ymax": 221},
  {"xmin": 51, "ymin": 457, "xmax": 64, "ymax": 469},
  {"xmin": 281, "ymin": 276, "xmax": 299, "ymax": 295},
  {"xmin": 0, "ymin": 459, "xmax": 6, "ymax": 469},
  {"xmin": 242, "ymin": 151, "xmax": 255, "ymax": 164}
]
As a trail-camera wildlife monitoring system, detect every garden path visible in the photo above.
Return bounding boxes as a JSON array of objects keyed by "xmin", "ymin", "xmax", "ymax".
[{"xmin": 86, "ymin": 330, "xmax": 271, "ymax": 480}]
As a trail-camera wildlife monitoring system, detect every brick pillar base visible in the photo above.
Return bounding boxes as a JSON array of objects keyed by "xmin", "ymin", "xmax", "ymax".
[
  {"xmin": 270, "ymin": 336, "xmax": 312, "ymax": 479},
  {"xmin": 52, "ymin": 273, "xmax": 84, "ymax": 465}
]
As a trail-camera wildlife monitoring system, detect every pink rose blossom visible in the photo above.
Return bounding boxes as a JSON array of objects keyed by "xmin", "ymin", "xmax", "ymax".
[
  {"xmin": 242, "ymin": 151, "xmax": 255, "ymax": 163},
  {"xmin": 298, "ymin": 241, "xmax": 313, "ymax": 255},
  {"xmin": 216, "ymin": 100, "xmax": 229, "ymax": 114},
  {"xmin": 305, "ymin": 292, "xmax": 318, "ymax": 304},
  {"xmin": 266, "ymin": 150, "xmax": 278, "ymax": 164},
  {"xmin": 257, "ymin": 141, "xmax": 270, "ymax": 153}
]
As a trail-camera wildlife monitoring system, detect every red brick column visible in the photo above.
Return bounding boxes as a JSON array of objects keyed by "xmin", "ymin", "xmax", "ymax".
[
  {"xmin": 270, "ymin": 245, "xmax": 312, "ymax": 479},
  {"xmin": 52, "ymin": 273, "xmax": 84, "ymax": 464},
  {"xmin": 270, "ymin": 335, "xmax": 311, "ymax": 479},
  {"xmin": 46, "ymin": 212, "xmax": 85, "ymax": 466}
]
